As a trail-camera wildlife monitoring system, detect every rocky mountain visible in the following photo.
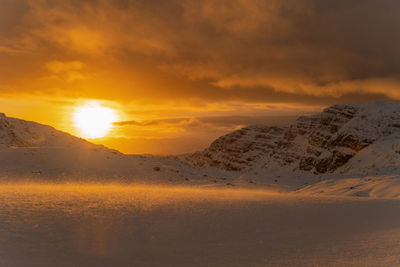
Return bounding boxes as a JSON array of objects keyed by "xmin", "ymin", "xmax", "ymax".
[
  {"xmin": 182, "ymin": 101, "xmax": 400, "ymax": 176},
  {"xmin": 1, "ymin": 101, "xmax": 400, "ymax": 189}
]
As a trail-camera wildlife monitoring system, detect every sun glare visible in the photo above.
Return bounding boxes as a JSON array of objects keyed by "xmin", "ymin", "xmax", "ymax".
[{"xmin": 73, "ymin": 103, "xmax": 118, "ymax": 138}]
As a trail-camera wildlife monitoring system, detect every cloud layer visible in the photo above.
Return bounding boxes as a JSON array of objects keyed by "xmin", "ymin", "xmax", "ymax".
[{"xmin": 1, "ymin": 0, "xmax": 400, "ymax": 104}]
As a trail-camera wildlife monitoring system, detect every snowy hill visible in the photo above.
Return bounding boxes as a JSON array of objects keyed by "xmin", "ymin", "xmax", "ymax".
[
  {"xmin": 181, "ymin": 101, "xmax": 400, "ymax": 177},
  {"xmin": 0, "ymin": 113, "xmax": 217, "ymax": 183},
  {"xmin": 0, "ymin": 113, "xmax": 92, "ymax": 148}
]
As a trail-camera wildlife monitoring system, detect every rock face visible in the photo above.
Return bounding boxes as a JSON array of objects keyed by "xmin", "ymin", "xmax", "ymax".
[{"xmin": 182, "ymin": 102, "xmax": 400, "ymax": 174}]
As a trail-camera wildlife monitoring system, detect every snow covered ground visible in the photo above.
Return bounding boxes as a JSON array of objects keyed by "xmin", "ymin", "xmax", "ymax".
[
  {"xmin": 0, "ymin": 184, "xmax": 399, "ymax": 267},
  {"xmin": 296, "ymin": 174, "xmax": 400, "ymax": 199}
]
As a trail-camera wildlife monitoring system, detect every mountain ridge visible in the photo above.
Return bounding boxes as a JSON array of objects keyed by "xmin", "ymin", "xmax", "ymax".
[
  {"xmin": 1, "ymin": 101, "xmax": 400, "ymax": 196},
  {"xmin": 181, "ymin": 101, "xmax": 400, "ymax": 176}
]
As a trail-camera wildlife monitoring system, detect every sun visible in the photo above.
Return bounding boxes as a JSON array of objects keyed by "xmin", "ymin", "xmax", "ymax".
[{"xmin": 73, "ymin": 104, "xmax": 119, "ymax": 138}]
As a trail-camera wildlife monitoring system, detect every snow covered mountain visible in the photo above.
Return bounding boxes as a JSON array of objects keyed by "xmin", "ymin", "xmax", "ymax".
[
  {"xmin": 1, "ymin": 101, "xmax": 400, "ymax": 197},
  {"xmin": 182, "ymin": 101, "xmax": 400, "ymax": 176},
  {"xmin": 0, "ymin": 113, "xmax": 91, "ymax": 148},
  {"xmin": 0, "ymin": 113, "xmax": 212, "ymax": 183}
]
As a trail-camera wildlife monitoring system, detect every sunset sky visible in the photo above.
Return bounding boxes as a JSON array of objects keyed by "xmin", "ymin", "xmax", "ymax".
[{"xmin": 1, "ymin": 0, "xmax": 399, "ymax": 154}]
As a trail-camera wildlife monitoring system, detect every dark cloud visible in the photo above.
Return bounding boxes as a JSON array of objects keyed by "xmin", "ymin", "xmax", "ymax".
[
  {"xmin": 1, "ymin": 0, "xmax": 400, "ymax": 104},
  {"xmin": 114, "ymin": 118, "xmax": 191, "ymax": 127},
  {"xmin": 115, "ymin": 115, "xmax": 298, "ymax": 129}
]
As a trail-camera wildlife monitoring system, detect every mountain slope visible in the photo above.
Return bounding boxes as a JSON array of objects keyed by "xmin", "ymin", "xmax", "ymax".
[
  {"xmin": 296, "ymin": 174, "xmax": 400, "ymax": 198},
  {"xmin": 0, "ymin": 113, "xmax": 94, "ymax": 149},
  {"xmin": 0, "ymin": 113, "xmax": 213, "ymax": 183},
  {"xmin": 182, "ymin": 101, "xmax": 400, "ymax": 176}
]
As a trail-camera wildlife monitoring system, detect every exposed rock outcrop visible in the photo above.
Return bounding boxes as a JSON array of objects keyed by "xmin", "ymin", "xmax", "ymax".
[{"xmin": 182, "ymin": 102, "xmax": 400, "ymax": 175}]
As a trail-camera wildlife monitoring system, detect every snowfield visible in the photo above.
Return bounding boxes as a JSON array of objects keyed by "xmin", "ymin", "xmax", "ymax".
[
  {"xmin": 0, "ymin": 184, "xmax": 399, "ymax": 267},
  {"xmin": 296, "ymin": 174, "xmax": 400, "ymax": 199}
]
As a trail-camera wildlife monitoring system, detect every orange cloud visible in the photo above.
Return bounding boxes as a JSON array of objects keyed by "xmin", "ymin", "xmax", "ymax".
[
  {"xmin": 1, "ymin": 0, "xmax": 399, "ymax": 104},
  {"xmin": 45, "ymin": 60, "xmax": 89, "ymax": 82}
]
